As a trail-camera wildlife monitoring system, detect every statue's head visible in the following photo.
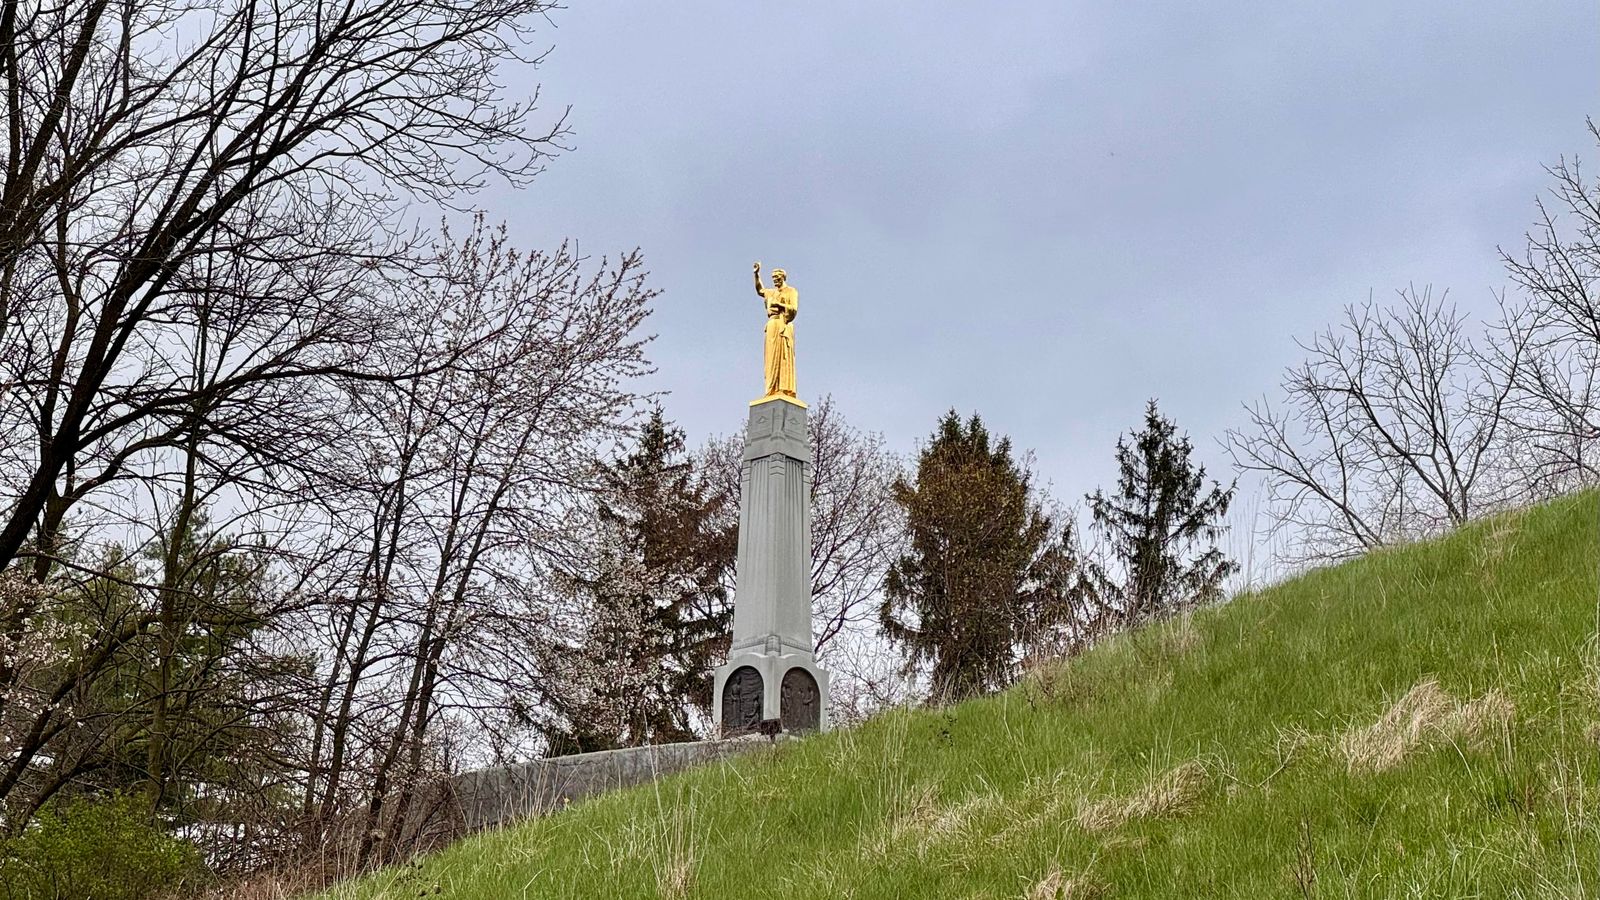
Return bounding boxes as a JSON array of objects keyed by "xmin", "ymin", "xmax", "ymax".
[{"xmin": 771, "ymin": 268, "xmax": 787, "ymax": 286}]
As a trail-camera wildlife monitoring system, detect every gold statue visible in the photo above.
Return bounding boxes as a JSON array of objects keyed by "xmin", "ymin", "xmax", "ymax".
[{"xmin": 753, "ymin": 261, "xmax": 801, "ymax": 403}]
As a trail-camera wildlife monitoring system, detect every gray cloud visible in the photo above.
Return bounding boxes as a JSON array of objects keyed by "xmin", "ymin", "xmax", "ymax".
[{"xmin": 492, "ymin": 0, "xmax": 1597, "ymax": 514}]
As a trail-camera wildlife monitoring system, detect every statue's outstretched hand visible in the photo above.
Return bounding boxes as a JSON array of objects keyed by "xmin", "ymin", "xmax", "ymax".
[{"xmin": 753, "ymin": 261, "xmax": 761, "ymax": 274}]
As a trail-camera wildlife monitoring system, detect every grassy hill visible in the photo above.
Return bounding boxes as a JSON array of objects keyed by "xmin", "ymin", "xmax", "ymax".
[{"xmin": 322, "ymin": 493, "xmax": 1599, "ymax": 899}]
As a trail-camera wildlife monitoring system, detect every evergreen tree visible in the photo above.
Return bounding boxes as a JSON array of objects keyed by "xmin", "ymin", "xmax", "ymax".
[
  {"xmin": 543, "ymin": 410, "xmax": 737, "ymax": 753},
  {"xmin": 1087, "ymin": 400, "xmax": 1238, "ymax": 623},
  {"xmin": 879, "ymin": 411, "xmax": 1053, "ymax": 700},
  {"xmin": 22, "ymin": 516, "xmax": 303, "ymax": 842}
]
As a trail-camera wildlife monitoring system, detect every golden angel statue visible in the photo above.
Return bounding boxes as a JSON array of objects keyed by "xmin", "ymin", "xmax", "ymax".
[{"xmin": 752, "ymin": 261, "xmax": 798, "ymax": 400}]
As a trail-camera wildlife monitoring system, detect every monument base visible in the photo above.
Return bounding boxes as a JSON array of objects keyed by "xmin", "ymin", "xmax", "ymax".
[{"xmin": 713, "ymin": 649, "xmax": 831, "ymax": 735}]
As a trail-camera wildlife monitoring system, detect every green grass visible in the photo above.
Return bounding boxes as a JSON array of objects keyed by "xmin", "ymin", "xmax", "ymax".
[{"xmin": 323, "ymin": 493, "xmax": 1600, "ymax": 899}]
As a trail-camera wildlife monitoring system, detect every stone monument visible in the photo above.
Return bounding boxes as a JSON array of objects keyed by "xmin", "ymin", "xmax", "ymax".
[{"xmin": 711, "ymin": 262, "xmax": 830, "ymax": 734}]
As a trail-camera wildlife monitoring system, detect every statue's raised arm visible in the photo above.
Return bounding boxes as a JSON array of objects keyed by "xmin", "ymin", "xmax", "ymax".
[{"xmin": 753, "ymin": 261, "xmax": 766, "ymax": 299}]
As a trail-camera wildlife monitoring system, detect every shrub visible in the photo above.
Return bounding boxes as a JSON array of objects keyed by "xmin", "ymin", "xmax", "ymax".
[{"xmin": 0, "ymin": 795, "xmax": 207, "ymax": 900}]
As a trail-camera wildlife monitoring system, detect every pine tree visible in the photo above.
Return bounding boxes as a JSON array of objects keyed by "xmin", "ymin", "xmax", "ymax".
[
  {"xmin": 878, "ymin": 411, "xmax": 1053, "ymax": 700},
  {"xmin": 35, "ymin": 516, "xmax": 302, "ymax": 831},
  {"xmin": 1087, "ymin": 400, "xmax": 1238, "ymax": 623},
  {"xmin": 543, "ymin": 410, "xmax": 737, "ymax": 753}
]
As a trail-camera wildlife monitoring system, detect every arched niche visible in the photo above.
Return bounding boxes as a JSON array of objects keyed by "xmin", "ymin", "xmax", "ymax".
[
  {"xmin": 780, "ymin": 667, "xmax": 820, "ymax": 732},
  {"xmin": 721, "ymin": 666, "xmax": 763, "ymax": 733}
]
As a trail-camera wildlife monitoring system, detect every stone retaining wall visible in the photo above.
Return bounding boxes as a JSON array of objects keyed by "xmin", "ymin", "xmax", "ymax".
[
  {"xmin": 445, "ymin": 734, "xmax": 769, "ymax": 831},
  {"xmin": 310, "ymin": 736, "xmax": 776, "ymax": 867}
]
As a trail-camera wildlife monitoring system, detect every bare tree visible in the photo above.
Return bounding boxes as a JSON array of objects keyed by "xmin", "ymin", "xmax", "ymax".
[
  {"xmin": 799, "ymin": 399, "xmax": 905, "ymax": 652},
  {"xmin": 0, "ymin": 0, "xmax": 576, "ymax": 842},
  {"xmin": 1018, "ymin": 511, "xmax": 1105, "ymax": 663},
  {"xmin": 1494, "ymin": 120, "xmax": 1600, "ymax": 491},
  {"xmin": 1225, "ymin": 287, "xmax": 1516, "ymax": 562},
  {"xmin": 288, "ymin": 219, "xmax": 654, "ymax": 867},
  {"xmin": 0, "ymin": 0, "xmax": 568, "ymax": 574},
  {"xmin": 1233, "ymin": 123, "xmax": 1600, "ymax": 564}
]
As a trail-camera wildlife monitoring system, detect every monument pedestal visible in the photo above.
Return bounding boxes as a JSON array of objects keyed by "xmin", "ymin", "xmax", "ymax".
[{"xmin": 712, "ymin": 397, "xmax": 831, "ymax": 733}]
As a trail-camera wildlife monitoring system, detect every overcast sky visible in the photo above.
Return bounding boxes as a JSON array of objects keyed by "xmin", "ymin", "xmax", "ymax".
[{"xmin": 489, "ymin": 1, "xmax": 1597, "ymax": 525}]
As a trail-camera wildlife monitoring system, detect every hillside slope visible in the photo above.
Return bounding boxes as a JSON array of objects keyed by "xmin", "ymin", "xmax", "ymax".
[{"xmin": 324, "ymin": 493, "xmax": 1599, "ymax": 899}]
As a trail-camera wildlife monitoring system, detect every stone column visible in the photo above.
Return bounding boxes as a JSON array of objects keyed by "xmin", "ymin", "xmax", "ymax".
[{"xmin": 712, "ymin": 397, "xmax": 831, "ymax": 733}]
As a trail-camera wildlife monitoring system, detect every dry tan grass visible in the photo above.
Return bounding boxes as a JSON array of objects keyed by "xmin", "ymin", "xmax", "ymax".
[
  {"xmin": 857, "ymin": 778, "xmax": 1004, "ymax": 864},
  {"xmin": 1027, "ymin": 864, "xmax": 1106, "ymax": 899},
  {"xmin": 197, "ymin": 856, "xmax": 375, "ymax": 900},
  {"xmin": 980, "ymin": 772, "xmax": 1074, "ymax": 850},
  {"xmin": 1543, "ymin": 745, "xmax": 1595, "ymax": 828},
  {"xmin": 1448, "ymin": 690, "xmax": 1517, "ymax": 747},
  {"xmin": 862, "ymin": 782, "xmax": 937, "ymax": 859},
  {"xmin": 864, "ymin": 783, "xmax": 1004, "ymax": 861},
  {"xmin": 199, "ymin": 872, "xmax": 304, "ymax": 900},
  {"xmin": 1339, "ymin": 680, "xmax": 1455, "ymax": 773},
  {"xmin": 655, "ymin": 854, "xmax": 696, "ymax": 900},
  {"xmin": 925, "ymin": 792, "xmax": 1000, "ymax": 845},
  {"xmin": 1075, "ymin": 759, "xmax": 1211, "ymax": 832},
  {"xmin": 1160, "ymin": 613, "xmax": 1201, "ymax": 657},
  {"xmin": 1339, "ymin": 679, "xmax": 1515, "ymax": 774},
  {"xmin": 1472, "ymin": 509, "xmax": 1525, "ymax": 574}
]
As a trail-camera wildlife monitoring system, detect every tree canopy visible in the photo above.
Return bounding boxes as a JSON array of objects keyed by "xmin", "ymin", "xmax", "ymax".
[
  {"xmin": 1089, "ymin": 400, "xmax": 1237, "ymax": 623},
  {"xmin": 880, "ymin": 411, "xmax": 1054, "ymax": 700}
]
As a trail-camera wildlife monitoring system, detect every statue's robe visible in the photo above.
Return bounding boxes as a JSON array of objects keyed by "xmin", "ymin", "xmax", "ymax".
[{"xmin": 760, "ymin": 283, "xmax": 798, "ymax": 397}]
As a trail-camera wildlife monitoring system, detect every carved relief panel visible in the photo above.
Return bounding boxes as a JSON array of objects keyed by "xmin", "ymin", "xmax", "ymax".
[
  {"xmin": 780, "ymin": 668, "xmax": 820, "ymax": 732},
  {"xmin": 721, "ymin": 666, "xmax": 764, "ymax": 733}
]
